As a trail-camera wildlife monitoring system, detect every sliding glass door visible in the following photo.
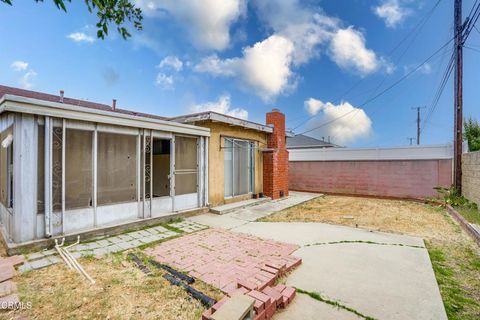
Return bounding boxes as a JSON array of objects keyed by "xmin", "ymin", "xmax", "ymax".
[{"xmin": 224, "ymin": 138, "xmax": 254, "ymax": 198}]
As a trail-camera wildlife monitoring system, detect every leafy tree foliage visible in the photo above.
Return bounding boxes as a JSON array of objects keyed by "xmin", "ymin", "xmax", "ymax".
[
  {"xmin": 1, "ymin": 0, "xmax": 143, "ymax": 39},
  {"xmin": 464, "ymin": 117, "xmax": 480, "ymax": 152}
]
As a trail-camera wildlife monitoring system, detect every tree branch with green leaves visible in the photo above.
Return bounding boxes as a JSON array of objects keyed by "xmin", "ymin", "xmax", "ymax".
[{"xmin": 1, "ymin": 0, "xmax": 143, "ymax": 39}]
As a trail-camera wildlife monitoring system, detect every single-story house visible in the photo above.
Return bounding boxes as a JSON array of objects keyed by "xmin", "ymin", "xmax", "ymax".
[
  {"xmin": 169, "ymin": 111, "xmax": 289, "ymax": 207},
  {"xmin": 287, "ymin": 134, "xmax": 339, "ymax": 149},
  {"xmin": 0, "ymin": 85, "xmax": 289, "ymax": 247}
]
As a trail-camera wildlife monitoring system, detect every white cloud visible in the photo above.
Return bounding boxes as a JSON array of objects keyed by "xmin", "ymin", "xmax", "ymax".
[
  {"xmin": 194, "ymin": 55, "xmax": 237, "ymax": 76},
  {"xmin": 304, "ymin": 98, "xmax": 324, "ymax": 116},
  {"xmin": 194, "ymin": 35, "xmax": 295, "ymax": 102},
  {"xmin": 155, "ymin": 73, "xmax": 174, "ymax": 89},
  {"xmin": 374, "ymin": 0, "xmax": 412, "ymax": 28},
  {"xmin": 158, "ymin": 55, "xmax": 183, "ymax": 71},
  {"xmin": 304, "ymin": 98, "xmax": 372, "ymax": 145},
  {"xmin": 10, "ymin": 60, "xmax": 28, "ymax": 71},
  {"xmin": 19, "ymin": 70, "xmax": 38, "ymax": 89},
  {"xmin": 136, "ymin": 0, "xmax": 246, "ymax": 50},
  {"xmin": 11, "ymin": 60, "xmax": 37, "ymax": 89},
  {"xmin": 189, "ymin": 94, "xmax": 248, "ymax": 119},
  {"xmin": 329, "ymin": 27, "xmax": 380, "ymax": 76},
  {"xmin": 253, "ymin": 0, "xmax": 337, "ymax": 66},
  {"xmin": 67, "ymin": 32, "xmax": 95, "ymax": 43},
  {"xmin": 188, "ymin": 1, "xmax": 389, "ymax": 100},
  {"xmin": 404, "ymin": 63, "xmax": 432, "ymax": 75}
]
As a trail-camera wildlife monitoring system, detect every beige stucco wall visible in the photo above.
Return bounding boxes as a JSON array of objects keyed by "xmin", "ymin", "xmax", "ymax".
[
  {"xmin": 462, "ymin": 151, "xmax": 480, "ymax": 206},
  {"xmin": 192, "ymin": 121, "xmax": 267, "ymax": 207}
]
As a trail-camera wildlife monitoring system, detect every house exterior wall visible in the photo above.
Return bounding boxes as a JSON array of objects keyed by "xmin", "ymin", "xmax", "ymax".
[
  {"xmin": 192, "ymin": 121, "xmax": 267, "ymax": 207},
  {"xmin": 462, "ymin": 151, "xmax": 480, "ymax": 206}
]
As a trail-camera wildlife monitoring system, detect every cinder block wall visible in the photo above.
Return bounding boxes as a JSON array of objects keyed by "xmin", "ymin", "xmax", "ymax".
[
  {"xmin": 264, "ymin": 109, "xmax": 289, "ymax": 199},
  {"xmin": 289, "ymin": 159, "xmax": 452, "ymax": 199},
  {"xmin": 462, "ymin": 151, "xmax": 480, "ymax": 205}
]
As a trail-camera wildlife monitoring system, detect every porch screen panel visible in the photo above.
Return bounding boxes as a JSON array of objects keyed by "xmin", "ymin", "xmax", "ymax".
[
  {"xmin": 224, "ymin": 139, "xmax": 233, "ymax": 197},
  {"xmin": 37, "ymin": 124, "xmax": 45, "ymax": 214},
  {"xmin": 65, "ymin": 129, "xmax": 93, "ymax": 210},
  {"xmin": 97, "ymin": 132, "xmax": 137, "ymax": 205},
  {"xmin": 234, "ymin": 140, "xmax": 249, "ymax": 195},
  {"xmin": 174, "ymin": 136, "xmax": 197, "ymax": 195},
  {"xmin": 52, "ymin": 125, "xmax": 63, "ymax": 212},
  {"xmin": 0, "ymin": 127, "xmax": 12, "ymax": 207}
]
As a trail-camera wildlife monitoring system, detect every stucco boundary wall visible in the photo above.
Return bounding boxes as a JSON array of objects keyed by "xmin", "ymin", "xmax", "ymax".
[
  {"xmin": 462, "ymin": 151, "xmax": 480, "ymax": 206},
  {"xmin": 289, "ymin": 144, "xmax": 453, "ymax": 199}
]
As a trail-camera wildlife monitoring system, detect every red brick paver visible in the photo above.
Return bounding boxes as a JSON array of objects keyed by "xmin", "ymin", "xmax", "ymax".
[{"xmin": 146, "ymin": 229, "xmax": 301, "ymax": 319}]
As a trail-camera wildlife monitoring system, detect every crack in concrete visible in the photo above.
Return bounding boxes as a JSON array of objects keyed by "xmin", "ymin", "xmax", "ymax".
[
  {"xmin": 295, "ymin": 287, "xmax": 378, "ymax": 320},
  {"xmin": 304, "ymin": 240, "xmax": 425, "ymax": 249}
]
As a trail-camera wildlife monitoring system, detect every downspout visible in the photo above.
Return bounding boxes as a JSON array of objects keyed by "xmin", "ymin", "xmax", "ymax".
[
  {"xmin": 205, "ymin": 137, "xmax": 209, "ymax": 207},
  {"xmin": 44, "ymin": 117, "xmax": 52, "ymax": 237}
]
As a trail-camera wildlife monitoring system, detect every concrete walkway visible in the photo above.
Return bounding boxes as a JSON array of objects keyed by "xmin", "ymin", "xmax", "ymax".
[{"xmin": 187, "ymin": 192, "xmax": 447, "ymax": 320}]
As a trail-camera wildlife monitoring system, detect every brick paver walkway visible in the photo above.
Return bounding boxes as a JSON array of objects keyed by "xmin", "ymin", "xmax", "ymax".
[{"xmin": 146, "ymin": 229, "xmax": 302, "ymax": 319}]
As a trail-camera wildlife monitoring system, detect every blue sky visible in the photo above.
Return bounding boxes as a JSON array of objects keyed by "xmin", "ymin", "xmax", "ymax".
[{"xmin": 1, "ymin": 0, "xmax": 479, "ymax": 147}]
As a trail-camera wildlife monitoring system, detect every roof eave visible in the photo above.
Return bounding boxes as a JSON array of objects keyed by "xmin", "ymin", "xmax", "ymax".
[
  {"xmin": 0, "ymin": 94, "xmax": 210, "ymax": 137},
  {"xmin": 171, "ymin": 111, "xmax": 274, "ymax": 134}
]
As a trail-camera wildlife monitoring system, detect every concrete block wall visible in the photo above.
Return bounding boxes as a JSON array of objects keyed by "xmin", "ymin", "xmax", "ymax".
[
  {"xmin": 289, "ymin": 159, "xmax": 453, "ymax": 199},
  {"xmin": 263, "ymin": 109, "xmax": 289, "ymax": 199},
  {"xmin": 462, "ymin": 151, "xmax": 480, "ymax": 206}
]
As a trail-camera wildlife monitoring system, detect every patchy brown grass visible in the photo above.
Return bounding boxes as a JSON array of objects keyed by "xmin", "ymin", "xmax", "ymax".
[
  {"xmin": 261, "ymin": 195, "xmax": 480, "ymax": 320},
  {"xmin": 261, "ymin": 195, "xmax": 461, "ymax": 241},
  {"xmin": 1, "ymin": 250, "xmax": 222, "ymax": 320}
]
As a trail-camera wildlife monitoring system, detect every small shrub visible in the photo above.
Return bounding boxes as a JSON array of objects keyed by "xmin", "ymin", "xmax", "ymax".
[{"xmin": 434, "ymin": 186, "xmax": 478, "ymax": 210}]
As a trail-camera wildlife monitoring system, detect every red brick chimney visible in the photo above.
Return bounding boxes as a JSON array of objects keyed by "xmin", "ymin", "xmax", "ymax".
[{"xmin": 263, "ymin": 108, "xmax": 289, "ymax": 199}]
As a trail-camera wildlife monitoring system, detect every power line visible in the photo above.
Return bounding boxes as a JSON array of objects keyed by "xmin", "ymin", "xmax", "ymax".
[
  {"xmin": 290, "ymin": 0, "xmax": 443, "ymax": 131},
  {"xmin": 421, "ymin": 0, "xmax": 480, "ymax": 132},
  {"xmin": 299, "ymin": 36, "xmax": 455, "ymax": 136},
  {"xmin": 465, "ymin": 45, "xmax": 480, "ymax": 53}
]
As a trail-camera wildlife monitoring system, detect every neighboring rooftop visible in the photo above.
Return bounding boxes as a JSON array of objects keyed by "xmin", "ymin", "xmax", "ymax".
[
  {"xmin": 0, "ymin": 85, "xmax": 166, "ymax": 121},
  {"xmin": 169, "ymin": 111, "xmax": 274, "ymax": 133},
  {"xmin": 287, "ymin": 134, "xmax": 339, "ymax": 149}
]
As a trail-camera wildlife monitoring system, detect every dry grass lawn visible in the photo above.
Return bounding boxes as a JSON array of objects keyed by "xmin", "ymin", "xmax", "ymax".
[
  {"xmin": 1, "ymin": 250, "xmax": 222, "ymax": 320},
  {"xmin": 261, "ymin": 195, "xmax": 480, "ymax": 320}
]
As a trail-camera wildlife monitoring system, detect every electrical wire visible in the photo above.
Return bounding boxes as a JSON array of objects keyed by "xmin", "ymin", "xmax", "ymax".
[
  {"xmin": 298, "ymin": 36, "xmax": 455, "ymax": 136},
  {"xmin": 290, "ymin": 0, "xmax": 443, "ymax": 132}
]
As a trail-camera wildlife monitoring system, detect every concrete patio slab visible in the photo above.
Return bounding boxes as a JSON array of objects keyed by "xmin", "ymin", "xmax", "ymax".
[
  {"xmin": 232, "ymin": 221, "xmax": 425, "ymax": 247},
  {"xmin": 275, "ymin": 294, "xmax": 361, "ymax": 320},
  {"xmin": 286, "ymin": 244, "xmax": 447, "ymax": 320},
  {"xmin": 210, "ymin": 197, "xmax": 271, "ymax": 215},
  {"xmin": 189, "ymin": 191, "xmax": 321, "ymax": 228},
  {"xmin": 187, "ymin": 192, "xmax": 447, "ymax": 320}
]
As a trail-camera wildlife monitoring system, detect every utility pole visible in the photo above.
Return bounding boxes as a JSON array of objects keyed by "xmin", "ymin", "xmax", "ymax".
[
  {"xmin": 454, "ymin": 0, "xmax": 463, "ymax": 192},
  {"xmin": 407, "ymin": 137, "xmax": 415, "ymax": 145},
  {"xmin": 412, "ymin": 106, "xmax": 426, "ymax": 145}
]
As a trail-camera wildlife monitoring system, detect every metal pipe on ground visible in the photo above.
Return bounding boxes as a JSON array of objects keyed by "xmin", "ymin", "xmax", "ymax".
[{"xmin": 56, "ymin": 237, "xmax": 95, "ymax": 284}]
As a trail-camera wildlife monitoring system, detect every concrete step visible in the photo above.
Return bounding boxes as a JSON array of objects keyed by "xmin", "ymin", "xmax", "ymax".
[{"xmin": 210, "ymin": 197, "xmax": 271, "ymax": 215}]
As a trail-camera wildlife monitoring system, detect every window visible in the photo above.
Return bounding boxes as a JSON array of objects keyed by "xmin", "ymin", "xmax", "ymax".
[
  {"xmin": 65, "ymin": 129, "xmax": 93, "ymax": 210},
  {"xmin": 97, "ymin": 132, "xmax": 137, "ymax": 205},
  {"xmin": 174, "ymin": 136, "xmax": 197, "ymax": 195},
  {"xmin": 37, "ymin": 123, "xmax": 44, "ymax": 214},
  {"xmin": 224, "ymin": 138, "xmax": 254, "ymax": 198}
]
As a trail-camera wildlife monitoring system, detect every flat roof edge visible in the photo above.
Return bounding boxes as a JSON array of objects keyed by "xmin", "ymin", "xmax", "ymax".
[
  {"xmin": 1, "ymin": 95, "xmax": 210, "ymax": 136},
  {"xmin": 171, "ymin": 111, "xmax": 273, "ymax": 133}
]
